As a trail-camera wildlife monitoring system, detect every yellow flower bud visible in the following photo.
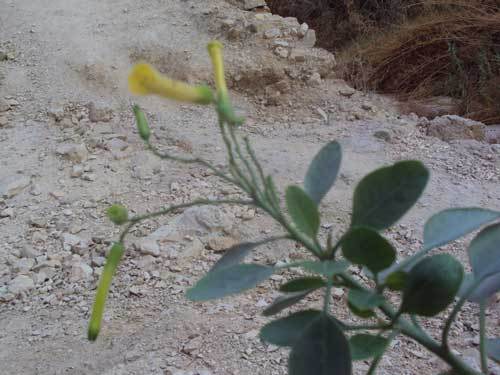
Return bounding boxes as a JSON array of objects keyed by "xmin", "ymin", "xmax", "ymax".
[
  {"xmin": 207, "ymin": 41, "xmax": 228, "ymax": 99},
  {"xmin": 128, "ymin": 63, "xmax": 214, "ymax": 104}
]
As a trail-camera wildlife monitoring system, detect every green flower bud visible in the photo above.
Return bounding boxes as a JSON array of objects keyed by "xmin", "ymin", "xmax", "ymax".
[
  {"xmin": 106, "ymin": 204, "xmax": 128, "ymax": 225},
  {"xmin": 88, "ymin": 242, "xmax": 125, "ymax": 341},
  {"xmin": 132, "ymin": 104, "xmax": 151, "ymax": 141}
]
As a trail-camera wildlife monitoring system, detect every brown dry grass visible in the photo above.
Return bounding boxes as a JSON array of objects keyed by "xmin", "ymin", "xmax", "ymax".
[{"xmin": 268, "ymin": 0, "xmax": 500, "ymax": 124}]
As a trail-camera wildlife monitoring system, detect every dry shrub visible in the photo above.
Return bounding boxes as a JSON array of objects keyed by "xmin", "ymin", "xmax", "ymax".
[{"xmin": 341, "ymin": 1, "xmax": 500, "ymax": 123}]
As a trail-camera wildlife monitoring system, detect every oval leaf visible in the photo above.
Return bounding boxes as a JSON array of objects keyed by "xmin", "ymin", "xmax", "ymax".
[
  {"xmin": 298, "ymin": 260, "xmax": 349, "ymax": 277},
  {"xmin": 402, "ymin": 254, "xmax": 463, "ymax": 317},
  {"xmin": 468, "ymin": 223, "xmax": 500, "ymax": 279},
  {"xmin": 187, "ymin": 264, "xmax": 273, "ymax": 301},
  {"xmin": 263, "ymin": 290, "xmax": 314, "ymax": 317},
  {"xmin": 286, "ymin": 186, "xmax": 320, "ymax": 239},
  {"xmin": 384, "ymin": 271, "xmax": 407, "ymax": 291},
  {"xmin": 210, "ymin": 241, "xmax": 266, "ymax": 273},
  {"xmin": 424, "ymin": 208, "xmax": 500, "ymax": 251},
  {"xmin": 289, "ymin": 314, "xmax": 351, "ymax": 375},
  {"xmin": 351, "ymin": 161, "xmax": 429, "ymax": 230},
  {"xmin": 349, "ymin": 334, "xmax": 389, "ymax": 361},
  {"xmin": 459, "ymin": 272, "xmax": 500, "ymax": 303},
  {"xmin": 280, "ymin": 277, "xmax": 326, "ymax": 293},
  {"xmin": 348, "ymin": 289, "xmax": 385, "ymax": 313},
  {"xmin": 487, "ymin": 338, "xmax": 500, "ymax": 363},
  {"xmin": 260, "ymin": 310, "xmax": 321, "ymax": 347},
  {"xmin": 304, "ymin": 141, "xmax": 342, "ymax": 204},
  {"xmin": 342, "ymin": 227, "xmax": 396, "ymax": 274}
]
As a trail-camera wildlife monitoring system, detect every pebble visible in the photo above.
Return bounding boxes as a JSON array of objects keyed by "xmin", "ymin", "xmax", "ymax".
[
  {"xmin": 0, "ymin": 174, "xmax": 31, "ymax": 198},
  {"xmin": 55, "ymin": 143, "xmax": 88, "ymax": 163},
  {"xmin": 69, "ymin": 262, "xmax": 93, "ymax": 281},
  {"xmin": 8, "ymin": 275, "xmax": 35, "ymax": 295}
]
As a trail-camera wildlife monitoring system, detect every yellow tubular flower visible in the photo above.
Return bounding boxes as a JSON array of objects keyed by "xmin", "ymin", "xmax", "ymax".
[
  {"xmin": 207, "ymin": 41, "xmax": 244, "ymax": 125},
  {"xmin": 128, "ymin": 63, "xmax": 214, "ymax": 104},
  {"xmin": 207, "ymin": 41, "xmax": 228, "ymax": 99}
]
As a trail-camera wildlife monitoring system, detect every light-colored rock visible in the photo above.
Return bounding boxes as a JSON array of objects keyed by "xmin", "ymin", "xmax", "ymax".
[
  {"xmin": 274, "ymin": 46, "xmax": 289, "ymax": 59},
  {"xmin": 238, "ymin": 0, "xmax": 266, "ymax": 10},
  {"xmin": 135, "ymin": 237, "xmax": 161, "ymax": 257},
  {"xmin": 207, "ymin": 236, "xmax": 237, "ymax": 252},
  {"xmin": 426, "ymin": 115, "xmax": 487, "ymax": 142},
  {"xmin": 0, "ymin": 175, "xmax": 31, "ymax": 198},
  {"xmin": 180, "ymin": 238, "xmax": 204, "ymax": 259},
  {"xmin": 55, "ymin": 143, "xmax": 88, "ymax": 163},
  {"xmin": 8, "ymin": 275, "xmax": 35, "ymax": 294},
  {"xmin": 62, "ymin": 233, "xmax": 90, "ymax": 254},
  {"xmin": 0, "ymin": 207, "xmax": 14, "ymax": 217},
  {"xmin": 307, "ymin": 72, "xmax": 322, "ymax": 87},
  {"xmin": 264, "ymin": 28, "xmax": 281, "ymax": 39},
  {"xmin": 290, "ymin": 48, "xmax": 307, "ymax": 62},
  {"xmin": 87, "ymin": 102, "xmax": 113, "ymax": 123},
  {"xmin": 0, "ymin": 98, "xmax": 10, "ymax": 112},
  {"xmin": 69, "ymin": 262, "xmax": 93, "ymax": 281},
  {"xmin": 0, "ymin": 116, "xmax": 8, "ymax": 127},
  {"xmin": 13, "ymin": 258, "xmax": 35, "ymax": 274}
]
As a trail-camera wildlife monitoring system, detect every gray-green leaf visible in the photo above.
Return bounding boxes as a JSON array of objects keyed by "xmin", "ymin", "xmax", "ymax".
[
  {"xmin": 304, "ymin": 141, "xmax": 342, "ymax": 204},
  {"xmin": 487, "ymin": 338, "xmax": 500, "ymax": 363},
  {"xmin": 260, "ymin": 310, "xmax": 321, "ymax": 347},
  {"xmin": 263, "ymin": 290, "xmax": 314, "ymax": 316},
  {"xmin": 280, "ymin": 277, "xmax": 326, "ymax": 293},
  {"xmin": 187, "ymin": 264, "xmax": 273, "ymax": 301},
  {"xmin": 289, "ymin": 314, "xmax": 351, "ymax": 375},
  {"xmin": 349, "ymin": 334, "xmax": 389, "ymax": 361},
  {"xmin": 210, "ymin": 241, "xmax": 266, "ymax": 273},
  {"xmin": 351, "ymin": 161, "xmax": 429, "ymax": 230},
  {"xmin": 348, "ymin": 289, "xmax": 385, "ymax": 317},
  {"xmin": 402, "ymin": 254, "xmax": 463, "ymax": 316},
  {"xmin": 286, "ymin": 185, "xmax": 320, "ymax": 239},
  {"xmin": 468, "ymin": 223, "xmax": 500, "ymax": 280},
  {"xmin": 342, "ymin": 227, "xmax": 396, "ymax": 274},
  {"xmin": 298, "ymin": 260, "xmax": 350, "ymax": 277}
]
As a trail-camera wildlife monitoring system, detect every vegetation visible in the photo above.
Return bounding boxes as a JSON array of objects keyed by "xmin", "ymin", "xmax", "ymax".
[
  {"xmin": 268, "ymin": 0, "xmax": 500, "ymax": 124},
  {"xmin": 87, "ymin": 42, "xmax": 500, "ymax": 374}
]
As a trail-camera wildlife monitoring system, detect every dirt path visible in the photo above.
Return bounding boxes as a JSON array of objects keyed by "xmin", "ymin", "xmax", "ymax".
[{"xmin": 0, "ymin": 1, "xmax": 499, "ymax": 374}]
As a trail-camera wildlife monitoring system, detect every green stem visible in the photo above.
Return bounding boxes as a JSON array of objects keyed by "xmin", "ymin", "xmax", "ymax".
[
  {"xmin": 479, "ymin": 301, "xmax": 488, "ymax": 374},
  {"xmin": 323, "ymin": 279, "xmax": 333, "ymax": 314},
  {"xmin": 339, "ymin": 273, "xmax": 480, "ymax": 375}
]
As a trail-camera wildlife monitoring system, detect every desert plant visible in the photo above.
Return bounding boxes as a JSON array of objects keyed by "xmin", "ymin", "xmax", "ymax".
[{"xmin": 87, "ymin": 41, "xmax": 500, "ymax": 375}]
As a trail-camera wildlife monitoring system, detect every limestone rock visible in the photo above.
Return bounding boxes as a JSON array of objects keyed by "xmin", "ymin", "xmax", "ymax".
[
  {"xmin": 55, "ymin": 143, "xmax": 88, "ymax": 163},
  {"xmin": 8, "ymin": 275, "xmax": 35, "ymax": 294},
  {"xmin": 0, "ymin": 175, "xmax": 31, "ymax": 198},
  {"xmin": 70, "ymin": 262, "xmax": 93, "ymax": 281},
  {"xmin": 426, "ymin": 115, "xmax": 487, "ymax": 142}
]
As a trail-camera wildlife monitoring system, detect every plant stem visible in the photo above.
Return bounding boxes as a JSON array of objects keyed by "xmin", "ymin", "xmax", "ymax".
[
  {"xmin": 339, "ymin": 272, "xmax": 481, "ymax": 375},
  {"xmin": 367, "ymin": 330, "xmax": 399, "ymax": 375},
  {"xmin": 323, "ymin": 279, "xmax": 333, "ymax": 314},
  {"xmin": 479, "ymin": 301, "xmax": 488, "ymax": 374}
]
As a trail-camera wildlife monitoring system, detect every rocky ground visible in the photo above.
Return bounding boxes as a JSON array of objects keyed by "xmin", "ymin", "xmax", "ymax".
[{"xmin": 0, "ymin": 0, "xmax": 499, "ymax": 374}]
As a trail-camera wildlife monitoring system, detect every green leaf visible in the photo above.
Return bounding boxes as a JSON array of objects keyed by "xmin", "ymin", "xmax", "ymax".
[
  {"xmin": 210, "ymin": 241, "xmax": 265, "ymax": 273},
  {"xmin": 349, "ymin": 334, "xmax": 389, "ymax": 361},
  {"xmin": 341, "ymin": 227, "xmax": 396, "ymax": 274},
  {"xmin": 298, "ymin": 260, "xmax": 349, "ymax": 277},
  {"xmin": 263, "ymin": 290, "xmax": 314, "ymax": 317},
  {"xmin": 468, "ymin": 223, "xmax": 500, "ymax": 280},
  {"xmin": 459, "ymin": 272, "xmax": 500, "ymax": 303},
  {"xmin": 487, "ymin": 338, "xmax": 500, "ymax": 363},
  {"xmin": 280, "ymin": 277, "xmax": 326, "ymax": 293},
  {"xmin": 351, "ymin": 161, "xmax": 429, "ymax": 230},
  {"xmin": 348, "ymin": 289, "xmax": 385, "ymax": 314},
  {"xmin": 348, "ymin": 301, "xmax": 376, "ymax": 319},
  {"xmin": 384, "ymin": 271, "xmax": 407, "ymax": 291},
  {"xmin": 304, "ymin": 141, "xmax": 342, "ymax": 204},
  {"xmin": 402, "ymin": 254, "xmax": 463, "ymax": 316},
  {"xmin": 424, "ymin": 208, "xmax": 500, "ymax": 251},
  {"xmin": 289, "ymin": 314, "xmax": 351, "ymax": 375},
  {"xmin": 286, "ymin": 186, "xmax": 320, "ymax": 239},
  {"xmin": 260, "ymin": 310, "xmax": 321, "ymax": 347},
  {"xmin": 186, "ymin": 264, "xmax": 273, "ymax": 301}
]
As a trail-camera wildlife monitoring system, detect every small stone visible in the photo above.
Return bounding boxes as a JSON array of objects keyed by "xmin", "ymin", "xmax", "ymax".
[
  {"xmin": 264, "ymin": 28, "xmax": 281, "ymax": 39},
  {"xmin": 207, "ymin": 236, "xmax": 237, "ymax": 252},
  {"xmin": 62, "ymin": 233, "xmax": 90, "ymax": 254},
  {"xmin": 302, "ymin": 29, "xmax": 316, "ymax": 48},
  {"xmin": 81, "ymin": 173, "xmax": 96, "ymax": 181},
  {"xmin": 0, "ymin": 116, "xmax": 8, "ymax": 127},
  {"xmin": 289, "ymin": 48, "xmax": 307, "ymax": 62},
  {"xmin": 332, "ymin": 288, "xmax": 344, "ymax": 298},
  {"xmin": 55, "ymin": 143, "xmax": 88, "ymax": 163},
  {"xmin": 8, "ymin": 275, "xmax": 35, "ymax": 294},
  {"xmin": 274, "ymin": 47, "xmax": 289, "ymax": 59},
  {"xmin": 307, "ymin": 72, "xmax": 322, "ymax": 87},
  {"xmin": 29, "ymin": 216, "xmax": 48, "ymax": 228},
  {"xmin": 91, "ymin": 256, "xmax": 106, "ymax": 267},
  {"xmin": 362, "ymin": 103, "xmax": 374, "ymax": 111},
  {"xmin": 0, "ymin": 175, "xmax": 31, "ymax": 199},
  {"xmin": 180, "ymin": 238, "xmax": 204, "ymax": 260},
  {"xmin": 87, "ymin": 102, "xmax": 113, "ymax": 123},
  {"xmin": 136, "ymin": 238, "xmax": 160, "ymax": 257},
  {"xmin": 241, "ymin": 209, "xmax": 256, "ymax": 220},
  {"xmin": 0, "ymin": 207, "xmax": 14, "ymax": 218},
  {"xmin": 20, "ymin": 246, "xmax": 40, "ymax": 259},
  {"xmin": 0, "ymin": 98, "xmax": 10, "ymax": 112},
  {"xmin": 339, "ymin": 88, "xmax": 356, "ymax": 97},
  {"xmin": 373, "ymin": 130, "xmax": 392, "ymax": 142},
  {"xmin": 69, "ymin": 262, "xmax": 93, "ymax": 281},
  {"xmin": 182, "ymin": 335, "xmax": 203, "ymax": 354},
  {"xmin": 71, "ymin": 165, "xmax": 84, "ymax": 178},
  {"xmin": 47, "ymin": 106, "xmax": 65, "ymax": 121},
  {"xmin": 298, "ymin": 23, "xmax": 309, "ymax": 37},
  {"xmin": 13, "ymin": 258, "xmax": 36, "ymax": 273}
]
